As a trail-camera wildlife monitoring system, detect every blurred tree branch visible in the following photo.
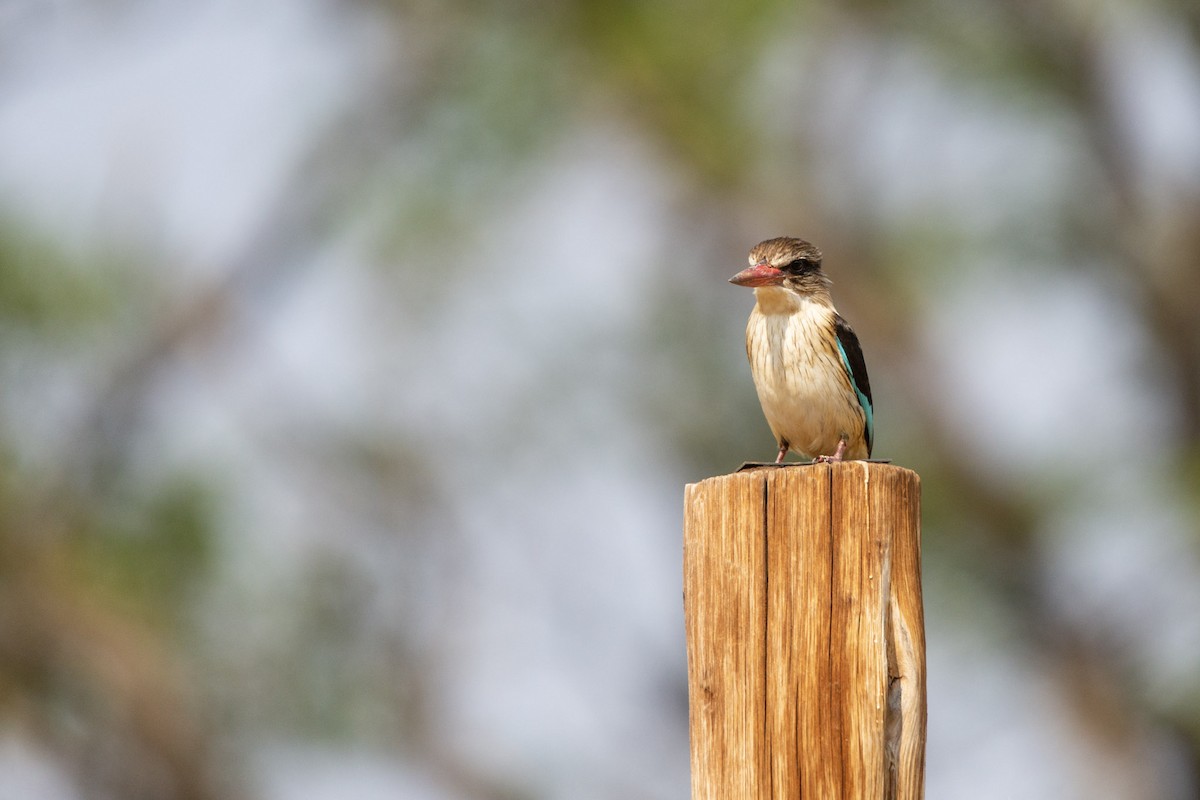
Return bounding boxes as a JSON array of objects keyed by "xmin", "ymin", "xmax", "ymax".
[
  {"xmin": 0, "ymin": 4, "xmax": 555, "ymax": 794},
  {"xmin": 999, "ymin": 0, "xmax": 1200, "ymax": 451}
]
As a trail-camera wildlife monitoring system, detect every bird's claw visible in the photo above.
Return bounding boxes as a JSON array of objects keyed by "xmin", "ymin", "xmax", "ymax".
[{"xmin": 811, "ymin": 435, "xmax": 849, "ymax": 463}]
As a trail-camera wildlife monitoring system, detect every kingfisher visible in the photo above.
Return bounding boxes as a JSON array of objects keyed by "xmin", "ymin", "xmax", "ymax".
[{"xmin": 729, "ymin": 237, "xmax": 874, "ymax": 463}]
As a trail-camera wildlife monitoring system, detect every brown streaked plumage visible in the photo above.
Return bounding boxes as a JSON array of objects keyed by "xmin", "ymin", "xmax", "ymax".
[{"xmin": 730, "ymin": 237, "xmax": 874, "ymax": 463}]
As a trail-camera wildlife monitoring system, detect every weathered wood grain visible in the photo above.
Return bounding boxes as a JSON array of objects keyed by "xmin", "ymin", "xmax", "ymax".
[{"xmin": 684, "ymin": 462, "xmax": 924, "ymax": 800}]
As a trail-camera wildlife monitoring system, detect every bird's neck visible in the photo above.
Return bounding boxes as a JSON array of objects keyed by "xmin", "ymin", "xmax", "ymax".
[{"xmin": 753, "ymin": 286, "xmax": 833, "ymax": 316}]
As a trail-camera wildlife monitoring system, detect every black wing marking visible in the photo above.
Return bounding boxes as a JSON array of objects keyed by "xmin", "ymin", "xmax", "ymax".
[{"xmin": 834, "ymin": 314, "xmax": 874, "ymax": 456}]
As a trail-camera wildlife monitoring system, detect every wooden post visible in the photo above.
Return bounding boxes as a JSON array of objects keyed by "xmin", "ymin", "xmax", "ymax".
[{"xmin": 683, "ymin": 462, "xmax": 925, "ymax": 799}]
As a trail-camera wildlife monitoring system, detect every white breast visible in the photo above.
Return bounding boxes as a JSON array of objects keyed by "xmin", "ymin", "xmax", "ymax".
[{"xmin": 745, "ymin": 288, "xmax": 868, "ymax": 460}]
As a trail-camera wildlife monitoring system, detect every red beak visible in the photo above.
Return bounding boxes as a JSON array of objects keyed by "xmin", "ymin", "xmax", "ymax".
[{"xmin": 729, "ymin": 263, "xmax": 785, "ymax": 287}]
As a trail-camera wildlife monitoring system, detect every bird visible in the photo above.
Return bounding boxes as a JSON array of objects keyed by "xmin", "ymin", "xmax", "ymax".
[{"xmin": 729, "ymin": 237, "xmax": 873, "ymax": 464}]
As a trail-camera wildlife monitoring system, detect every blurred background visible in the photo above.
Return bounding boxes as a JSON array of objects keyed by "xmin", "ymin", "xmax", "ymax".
[{"xmin": 1, "ymin": 0, "xmax": 1199, "ymax": 798}]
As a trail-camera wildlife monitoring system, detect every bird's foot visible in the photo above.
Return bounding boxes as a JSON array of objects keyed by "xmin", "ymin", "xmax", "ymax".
[
  {"xmin": 774, "ymin": 443, "xmax": 789, "ymax": 464},
  {"xmin": 812, "ymin": 436, "xmax": 849, "ymax": 464}
]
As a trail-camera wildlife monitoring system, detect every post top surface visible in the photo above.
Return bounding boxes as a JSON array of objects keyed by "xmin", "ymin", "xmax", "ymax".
[{"xmin": 685, "ymin": 460, "xmax": 919, "ymax": 492}]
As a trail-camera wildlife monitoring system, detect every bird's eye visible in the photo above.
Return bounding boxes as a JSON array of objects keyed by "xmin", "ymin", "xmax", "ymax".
[{"xmin": 784, "ymin": 258, "xmax": 813, "ymax": 273}]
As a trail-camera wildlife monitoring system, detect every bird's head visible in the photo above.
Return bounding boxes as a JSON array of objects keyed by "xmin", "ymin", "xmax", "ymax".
[{"xmin": 729, "ymin": 237, "xmax": 829, "ymax": 295}]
